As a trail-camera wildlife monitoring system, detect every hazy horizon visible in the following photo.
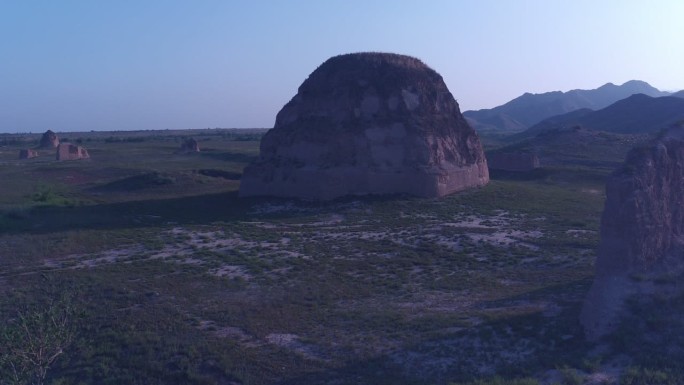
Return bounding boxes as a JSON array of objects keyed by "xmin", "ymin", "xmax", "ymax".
[{"xmin": 2, "ymin": 0, "xmax": 683, "ymax": 133}]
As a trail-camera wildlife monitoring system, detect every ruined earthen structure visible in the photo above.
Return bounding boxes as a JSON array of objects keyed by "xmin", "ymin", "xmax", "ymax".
[
  {"xmin": 39, "ymin": 130, "xmax": 60, "ymax": 148},
  {"xmin": 178, "ymin": 138, "xmax": 200, "ymax": 153},
  {"xmin": 487, "ymin": 153, "xmax": 540, "ymax": 172},
  {"xmin": 56, "ymin": 143, "xmax": 90, "ymax": 161},
  {"xmin": 581, "ymin": 127, "xmax": 684, "ymax": 339},
  {"xmin": 18, "ymin": 149, "xmax": 39, "ymax": 159},
  {"xmin": 240, "ymin": 52, "xmax": 489, "ymax": 200}
]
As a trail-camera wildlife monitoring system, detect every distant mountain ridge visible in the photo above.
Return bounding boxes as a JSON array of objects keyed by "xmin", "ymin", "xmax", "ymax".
[
  {"xmin": 464, "ymin": 80, "xmax": 671, "ymax": 132},
  {"xmin": 515, "ymin": 94, "xmax": 684, "ymax": 139}
]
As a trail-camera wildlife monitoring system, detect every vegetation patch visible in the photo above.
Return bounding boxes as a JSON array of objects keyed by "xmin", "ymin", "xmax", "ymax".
[{"xmin": 0, "ymin": 128, "xmax": 665, "ymax": 384}]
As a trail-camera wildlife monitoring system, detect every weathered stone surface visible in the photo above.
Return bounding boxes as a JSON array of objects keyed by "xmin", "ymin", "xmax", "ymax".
[
  {"xmin": 488, "ymin": 153, "xmax": 540, "ymax": 172},
  {"xmin": 178, "ymin": 138, "xmax": 200, "ymax": 153},
  {"xmin": 56, "ymin": 143, "xmax": 89, "ymax": 161},
  {"xmin": 581, "ymin": 126, "xmax": 684, "ymax": 339},
  {"xmin": 18, "ymin": 149, "xmax": 39, "ymax": 159},
  {"xmin": 240, "ymin": 52, "xmax": 489, "ymax": 200},
  {"xmin": 39, "ymin": 130, "xmax": 59, "ymax": 148}
]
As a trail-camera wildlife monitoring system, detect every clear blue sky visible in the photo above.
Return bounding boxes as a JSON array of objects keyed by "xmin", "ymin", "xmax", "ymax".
[{"xmin": 1, "ymin": 0, "xmax": 683, "ymax": 133}]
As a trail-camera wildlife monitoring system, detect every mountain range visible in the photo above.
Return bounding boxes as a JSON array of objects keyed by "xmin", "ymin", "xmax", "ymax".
[
  {"xmin": 513, "ymin": 93, "xmax": 684, "ymax": 140},
  {"xmin": 465, "ymin": 80, "xmax": 672, "ymax": 132},
  {"xmin": 490, "ymin": 91, "xmax": 684, "ymax": 170}
]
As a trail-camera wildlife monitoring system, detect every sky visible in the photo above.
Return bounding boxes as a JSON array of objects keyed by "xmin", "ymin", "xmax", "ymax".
[{"xmin": 1, "ymin": 0, "xmax": 683, "ymax": 133}]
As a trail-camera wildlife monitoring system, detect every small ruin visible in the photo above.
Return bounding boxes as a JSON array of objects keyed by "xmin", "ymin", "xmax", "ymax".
[
  {"xmin": 487, "ymin": 153, "xmax": 540, "ymax": 172},
  {"xmin": 18, "ymin": 149, "xmax": 39, "ymax": 159},
  {"xmin": 56, "ymin": 143, "xmax": 90, "ymax": 161}
]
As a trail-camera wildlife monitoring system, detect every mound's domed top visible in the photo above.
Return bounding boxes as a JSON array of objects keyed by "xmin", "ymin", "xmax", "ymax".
[
  {"xmin": 317, "ymin": 52, "xmax": 432, "ymax": 69},
  {"xmin": 240, "ymin": 52, "xmax": 488, "ymax": 200},
  {"xmin": 297, "ymin": 52, "xmax": 442, "ymax": 96},
  {"xmin": 274, "ymin": 52, "xmax": 460, "ymax": 133}
]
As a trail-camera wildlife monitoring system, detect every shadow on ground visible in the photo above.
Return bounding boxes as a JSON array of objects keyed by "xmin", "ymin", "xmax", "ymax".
[{"xmin": 1, "ymin": 191, "xmax": 419, "ymax": 235}]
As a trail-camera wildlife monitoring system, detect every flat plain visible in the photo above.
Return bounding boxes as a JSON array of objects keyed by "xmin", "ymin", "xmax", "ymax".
[{"xmin": 0, "ymin": 129, "xmax": 655, "ymax": 384}]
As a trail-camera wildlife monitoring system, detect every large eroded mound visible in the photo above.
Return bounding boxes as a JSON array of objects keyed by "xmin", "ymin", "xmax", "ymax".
[
  {"xmin": 239, "ymin": 52, "xmax": 488, "ymax": 200},
  {"xmin": 581, "ymin": 126, "xmax": 684, "ymax": 339}
]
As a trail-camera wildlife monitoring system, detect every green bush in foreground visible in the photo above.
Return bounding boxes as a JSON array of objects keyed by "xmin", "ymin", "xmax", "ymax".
[
  {"xmin": 621, "ymin": 366, "xmax": 682, "ymax": 385},
  {"xmin": 0, "ymin": 293, "xmax": 77, "ymax": 385}
]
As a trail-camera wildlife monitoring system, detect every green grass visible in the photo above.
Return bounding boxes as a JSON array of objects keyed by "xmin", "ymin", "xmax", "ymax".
[{"xmin": 0, "ymin": 128, "xmax": 661, "ymax": 384}]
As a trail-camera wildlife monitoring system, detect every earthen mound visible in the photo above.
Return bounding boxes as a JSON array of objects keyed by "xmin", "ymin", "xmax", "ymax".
[
  {"xmin": 178, "ymin": 138, "xmax": 200, "ymax": 153},
  {"xmin": 581, "ymin": 125, "xmax": 684, "ymax": 339},
  {"xmin": 39, "ymin": 130, "xmax": 60, "ymax": 148},
  {"xmin": 95, "ymin": 172, "xmax": 174, "ymax": 191},
  {"xmin": 240, "ymin": 52, "xmax": 488, "ymax": 200}
]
